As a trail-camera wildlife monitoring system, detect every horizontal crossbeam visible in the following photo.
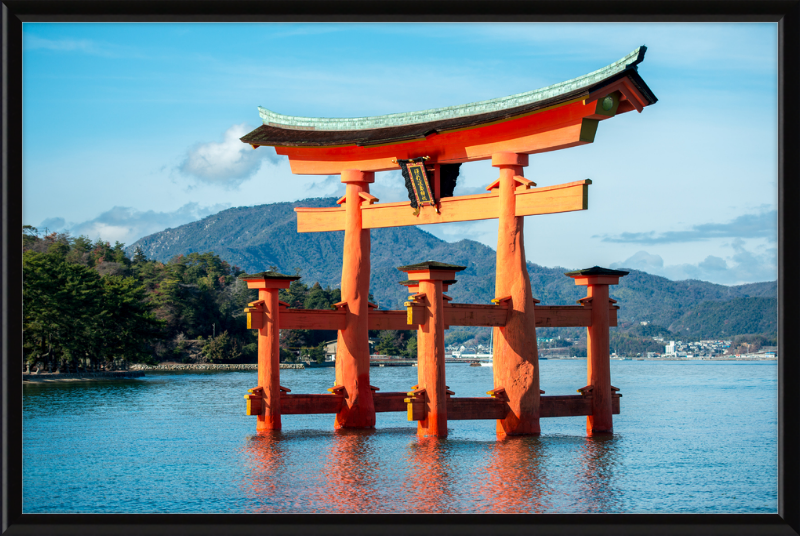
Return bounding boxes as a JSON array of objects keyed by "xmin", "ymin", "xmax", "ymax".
[
  {"xmin": 373, "ymin": 392, "xmax": 408, "ymax": 412},
  {"xmin": 279, "ymin": 309, "xmax": 347, "ymax": 330},
  {"xmin": 280, "ymin": 393, "xmax": 343, "ymax": 414},
  {"xmin": 406, "ymin": 394, "xmax": 621, "ymax": 421},
  {"xmin": 444, "ymin": 303, "xmax": 508, "ymax": 327},
  {"xmin": 265, "ymin": 392, "xmax": 620, "ymax": 419},
  {"xmin": 252, "ymin": 302, "xmax": 617, "ymax": 332},
  {"xmin": 368, "ymin": 310, "xmax": 413, "ymax": 331},
  {"xmin": 295, "ymin": 180, "xmax": 590, "ymax": 233},
  {"xmin": 535, "ymin": 305, "xmax": 618, "ymax": 328}
]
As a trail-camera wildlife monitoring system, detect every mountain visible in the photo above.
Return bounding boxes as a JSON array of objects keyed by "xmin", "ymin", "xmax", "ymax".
[
  {"xmin": 667, "ymin": 297, "xmax": 777, "ymax": 339},
  {"xmin": 128, "ymin": 198, "xmax": 777, "ymax": 338}
]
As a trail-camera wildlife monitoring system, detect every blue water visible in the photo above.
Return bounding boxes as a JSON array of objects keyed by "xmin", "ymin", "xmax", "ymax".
[{"xmin": 22, "ymin": 360, "xmax": 777, "ymax": 513}]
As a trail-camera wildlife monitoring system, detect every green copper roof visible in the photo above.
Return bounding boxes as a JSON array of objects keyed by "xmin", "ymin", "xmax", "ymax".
[
  {"xmin": 399, "ymin": 279, "xmax": 458, "ymax": 286},
  {"xmin": 397, "ymin": 261, "xmax": 467, "ymax": 272},
  {"xmin": 564, "ymin": 266, "xmax": 630, "ymax": 277},
  {"xmin": 259, "ymin": 47, "xmax": 647, "ymax": 132}
]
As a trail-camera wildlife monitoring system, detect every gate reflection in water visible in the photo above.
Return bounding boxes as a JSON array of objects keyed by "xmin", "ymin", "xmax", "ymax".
[
  {"xmin": 241, "ymin": 430, "xmax": 621, "ymax": 513},
  {"xmin": 24, "ymin": 361, "xmax": 777, "ymax": 513}
]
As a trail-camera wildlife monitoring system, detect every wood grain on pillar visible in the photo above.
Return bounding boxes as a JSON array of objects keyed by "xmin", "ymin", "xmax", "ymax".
[
  {"xmin": 334, "ymin": 170, "xmax": 376, "ymax": 428},
  {"xmin": 491, "ymin": 152, "xmax": 541, "ymax": 437}
]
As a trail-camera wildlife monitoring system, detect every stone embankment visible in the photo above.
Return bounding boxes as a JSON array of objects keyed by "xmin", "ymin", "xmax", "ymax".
[
  {"xmin": 23, "ymin": 371, "xmax": 145, "ymax": 382},
  {"xmin": 129, "ymin": 363, "xmax": 305, "ymax": 371}
]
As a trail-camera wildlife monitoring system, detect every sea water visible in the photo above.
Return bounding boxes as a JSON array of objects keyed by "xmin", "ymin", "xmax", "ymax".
[{"xmin": 22, "ymin": 360, "xmax": 777, "ymax": 513}]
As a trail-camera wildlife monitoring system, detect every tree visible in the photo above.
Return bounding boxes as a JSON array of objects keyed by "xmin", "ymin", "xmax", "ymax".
[
  {"xmin": 23, "ymin": 249, "xmax": 164, "ymax": 372},
  {"xmin": 300, "ymin": 343, "xmax": 326, "ymax": 364},
  {"xmin": 405, "ymin": 334, "xmax": 418, "ymax": 359},
  {"xmin": 202, "ymin": 331, "xmax": 242, "ymax": 363},
  {"xmin": 132, "ymin": 246, "xmax": 148, "ymax": 264},
  {"xmin": 374, "ymin": 330, "xmax": 411, "ymax": 357}
]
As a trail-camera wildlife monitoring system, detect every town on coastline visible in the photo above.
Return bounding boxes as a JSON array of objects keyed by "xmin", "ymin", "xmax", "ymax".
[{"xmin": 453, "ymin": 341, "xmax": 776, "ymax": 362}]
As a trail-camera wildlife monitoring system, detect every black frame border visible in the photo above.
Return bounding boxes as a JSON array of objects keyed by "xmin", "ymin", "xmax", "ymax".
[{"xmin": 2, "ymin": 2, "xmax": 798, "ymax": 535}]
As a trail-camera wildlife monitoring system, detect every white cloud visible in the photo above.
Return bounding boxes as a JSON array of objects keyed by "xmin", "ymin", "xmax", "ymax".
[
  {"xmin": 41, "ymin": 203, "xmax": 230, "ymax": 246},
  {"xmin": 36, "ymin": 217, "xmax": 68, "ymax": 233},
  {"xmin": 24, "ymin": 35, "xmax": 101, "ymax": 54},
  {"xmin": 611, "ymin": 239, "xmax": 776, "ymax": 285},
  {"xmin": 305, "ymin": 175, "xmax": 345, "ymax": 198},
  {"xmin": 598, "ymin": 209, "xmax": 777, "ymax": 245},
  {"xmin": 612, "ymin": 251, "xmax": 664, "ymax": 271},
  {"xmin": 698, "ymin": 255, "xmax": 728, "ymax": 271},
  {"xmin": 22, "ymin": 34, "xmax": 142, "ymax": 58},
  {"xmin": 178, "ymin": 124, "xmax": 278, "ymax": 188}
]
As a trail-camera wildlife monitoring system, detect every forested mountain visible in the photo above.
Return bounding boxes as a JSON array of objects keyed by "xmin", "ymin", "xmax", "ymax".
[
  {"xmin": 668, "ymin": 297, "xmax": 777, "ymax": 339},
  {"xmin": 128, "ymin": 197, "xmax": 778, "ymax": 340}
]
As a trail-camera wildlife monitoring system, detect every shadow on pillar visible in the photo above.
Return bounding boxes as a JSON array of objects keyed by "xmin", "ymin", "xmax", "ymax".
[
  {"xmin": 335, "ymin": 169, "xmax": 376, "ymax": 429},
  {"xmin": 491, "ymin": 151, "xmax": 540, "ymax": 437}
]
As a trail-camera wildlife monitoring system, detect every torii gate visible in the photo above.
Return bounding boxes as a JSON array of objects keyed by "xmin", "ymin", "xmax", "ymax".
[{"xmin": 240, "ymin": 47, "xmax": 656, "ymax": 438}]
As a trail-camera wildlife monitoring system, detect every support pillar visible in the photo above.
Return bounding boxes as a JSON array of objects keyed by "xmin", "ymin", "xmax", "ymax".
[
  {"xmin": 399, "ymin": 261, "xmax": 465, "ymax": 438},
  {"xmin": 335, "ymin": 169, "xmax": 376, "ymax": 428},
  {"xmin": 241, "ymin": 271, "xmax": 300, "ymax": 431},
  {"xmin": 490, "ymin": 152, "xmax": 540, "ymax": 437},
  {"xmin": 566, "ymin": 267, "xmax": 628, "ymax": 435}
]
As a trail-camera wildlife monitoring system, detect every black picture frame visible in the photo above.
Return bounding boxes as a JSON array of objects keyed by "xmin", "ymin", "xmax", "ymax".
[{"xmin": 2, "ymin": 2, "xmax": 798, "ymax": 535}]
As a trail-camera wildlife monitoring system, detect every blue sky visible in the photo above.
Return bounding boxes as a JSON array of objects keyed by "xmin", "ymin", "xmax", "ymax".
[{"xmin": 22, "ymin": 23, "xmax": 777, "ymax": 285}]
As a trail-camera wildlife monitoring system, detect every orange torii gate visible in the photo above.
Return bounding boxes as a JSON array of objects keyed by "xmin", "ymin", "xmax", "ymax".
[{"xmin": 240, "ymin": 47, "xmax": 656, "ymax": 437}]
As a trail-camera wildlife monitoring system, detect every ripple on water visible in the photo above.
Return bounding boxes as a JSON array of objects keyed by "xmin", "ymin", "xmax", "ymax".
[{"xmin": 23, "ymin": 361, "xmax": 777, "ymax": 513}]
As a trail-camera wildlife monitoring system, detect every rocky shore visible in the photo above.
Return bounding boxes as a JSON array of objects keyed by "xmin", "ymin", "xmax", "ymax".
[{"xmin": 128, "ymin": 363, "xmax": 305, "ymax": 371}]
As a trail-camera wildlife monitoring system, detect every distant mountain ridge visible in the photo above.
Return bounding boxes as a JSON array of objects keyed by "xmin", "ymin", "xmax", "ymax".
[{"xmin": 128, "ymin": 197, "xmax": 777, "ymax": 338}]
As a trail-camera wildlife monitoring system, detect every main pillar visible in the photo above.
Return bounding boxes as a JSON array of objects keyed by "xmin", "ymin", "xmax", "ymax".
[
  {"xmin": 566, "ymin": 267, "xmax": 628, "ymax": 435},
  {"xmin": 241, "ymin": 271, "xmax": 300, "ymax": 431},
  {"xmin": 490, "ymin": 152, "xmax": 541, "ymax": 437},
  {"xmin": 399, "ymin": 261, "xmax": 465, "ymax": 438},
  {"xmin": 335, "ymin": 169, "xmax": 376, "ymax": 428}
]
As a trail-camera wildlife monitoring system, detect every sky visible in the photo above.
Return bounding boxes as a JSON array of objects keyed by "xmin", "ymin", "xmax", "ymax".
[{"xmin": 22, "ymin": 23, "xmax": 778, "ymax": 286}]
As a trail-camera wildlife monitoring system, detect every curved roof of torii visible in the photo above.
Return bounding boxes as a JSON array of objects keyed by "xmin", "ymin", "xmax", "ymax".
[{"xmin": 241, "ymin": 46, "xmax": 657, "ymax": 149}]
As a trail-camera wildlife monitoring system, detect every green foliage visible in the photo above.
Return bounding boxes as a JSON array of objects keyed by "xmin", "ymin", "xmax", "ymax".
[
  {"xmin": 23, "ymin": 249, "xmax": 163, "ymax": 370},
  {"xmin": 628, "ymin": 323, "xmax": 673, "ymax": 338},
  {"xmin": 727, "ymin": 334, "xmax": 777, "ymax": 355},
  {"xmin": 242, "ymin": 343, "xmax": 258, "ymax": 361},
  {"xmin": 668, "ymin": 297, "xmax": 777, "ymax": 339},
  {"xmin": 404, "ymin": 334, "xmax": 417, "ymax": 358},
  {"xmin": 374, "ymin": 330, "xmax": 413, "ymax": 357},
  {"xmin": 551, "ymin": 338, "xmax": 573, "ymax": 348},
  {"xmin": 279, "ymin": 348, "xmax": 293, "ymax": 362},
  {"xmin": 22, "ymin": 228, "xmax": 258, "ymax": 368},
  {"xmin": 278, "ymin": 280, "xmax": 341, "ymax": 352},
  {"xmin": 445, "ymin": 330, "xmax": 475, "ymax": 345},
  {"xmin": 569, "ymin": 345, "xmax": 587, "ymax": 357},
  {"xmin": 609, "ymin": 329, "xmax": 666, "ymax": 357},
  {"xmin": 300, "ymin": 343, "xmax": 326, "ymax": 364},
  {"xmin": 201, "ymin": 331, "xmax": 242, "ymax": 363}
]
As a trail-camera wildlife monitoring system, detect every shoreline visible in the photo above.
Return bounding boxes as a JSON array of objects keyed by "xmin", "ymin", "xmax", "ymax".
[
  {"xmin": 23, "ymin": 371, "xmax": 145, "ymax": 383},
  {"xmin": 24, "ymin": 356, "xmax": 777, "ymax": 382}
]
